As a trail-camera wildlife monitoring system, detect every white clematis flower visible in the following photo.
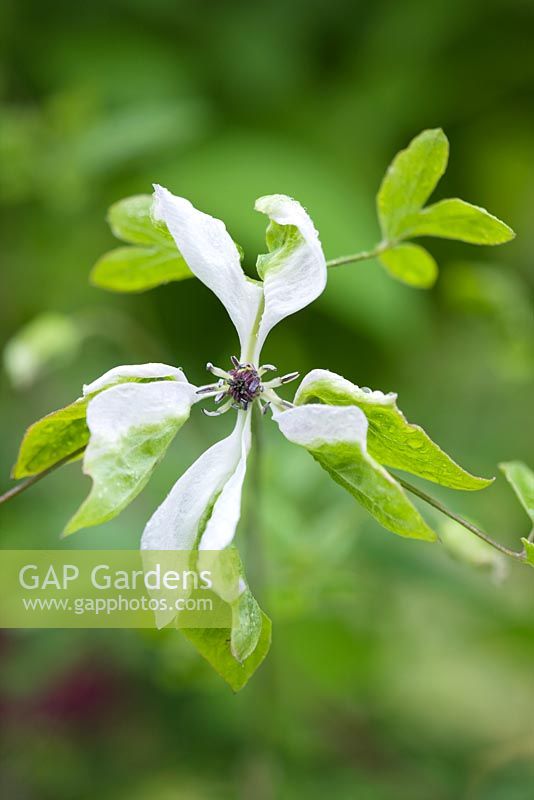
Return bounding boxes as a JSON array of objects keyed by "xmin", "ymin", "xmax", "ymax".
[
  {"xmin": 54, "ymin": 186, "xmax": 331, "ymax": 555},
  {"xmin": 55, "ymin": 185, "xmax": 484, "ymax": 565},
  {"xmin": 141, "ymin": 185, "xmax": 327, "ymax": 553}
]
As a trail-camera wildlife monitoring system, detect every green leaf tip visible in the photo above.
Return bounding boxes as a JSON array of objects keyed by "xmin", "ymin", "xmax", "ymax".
[
  {"xmin": 377, "ymin": 128, "xmax": 449, "ymax": 241},
  {"xmin": 295, "ymin": 370, "xmax": 493, "ymax": 491},
  {"xmin": 182, "ymin": 611, "xmax": 272, "ymax": 692},
  {"xmin": 401, "ymin": 199, "xmax": 515, "ymax": 245}
]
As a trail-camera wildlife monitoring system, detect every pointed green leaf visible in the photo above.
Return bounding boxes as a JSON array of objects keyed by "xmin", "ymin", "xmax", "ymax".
[
  {"xmin": 13, "ymin": 399, "xmax": 89, "ymax": 479},
  {"xmin": 377, "ymin": 128, "xmax": 449, "ymax": 240},
  {"xmin": 182, "ymin": 611, "xmax": 272, "ymax": 692},
  {"xmin": 500, "ymin": 461, "xmax": 534, "ymax": 524},
  {"xmin": 254, "ymin": 194, "xmax": 326, "ymax": 352},
  {"xmin": 400, "ymin": 199, "xmax": 515, "ymax": 244},
  {"xmin": 379, "ymin": 243, "xmax": 437, "ymax": 288},
  {"xmin": 64, "ymin": 381, "xmax": 195, "ymax": 535},
  {"xmin": 91, "ymin": 194, "xmax": 192, "ymax": 293},
  {"xmin": 275, "ymin": 405, "xmax": 437, "ymax": 542},
  {"xmin": 295, "ymin": 370, "xmax": 492, "ymax": 491}
]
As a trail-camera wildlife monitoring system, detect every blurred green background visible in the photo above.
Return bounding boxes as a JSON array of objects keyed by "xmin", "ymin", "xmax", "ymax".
[{"xmin": 1, "ymin": 0, "xmax": 534, "ymax": 797}]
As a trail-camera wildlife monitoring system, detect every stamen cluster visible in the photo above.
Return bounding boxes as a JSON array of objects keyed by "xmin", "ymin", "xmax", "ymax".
[{"xmin": 197, "ymin": 356, "xmax": 299, "ymax": 416}]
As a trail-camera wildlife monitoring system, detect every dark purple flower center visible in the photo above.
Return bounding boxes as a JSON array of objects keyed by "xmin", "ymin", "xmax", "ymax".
[{"xmin": 227, "ymin": 365, "xmax": 261, "ymax": 409}]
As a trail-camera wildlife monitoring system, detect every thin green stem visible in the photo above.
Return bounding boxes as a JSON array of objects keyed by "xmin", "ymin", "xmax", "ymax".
[
  {"xmin": 0, "ymin": 447, "xmax": 86, "ymax": 506},
  {"xmin": 397, "ymin": 475, "xmax": 526, "ymax": 561},
  {"xmin": 246, "ymin": 404, "xmax": 267, "ymax": 600},
  {"xmin": 326, "ymin": 241, "xmax": 391, "ymax": 269}
]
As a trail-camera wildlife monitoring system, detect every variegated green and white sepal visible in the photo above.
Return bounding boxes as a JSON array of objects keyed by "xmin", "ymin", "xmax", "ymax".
[
  {"xmin": 64, "ymin": 363, "xmax": 199, "ymax": 535},
  {"xmin": 272, "ymin": 403, "xmax": 437, "ymax": 541},
  {"xmin": 140, "ymin": 408, "xmax": 263, "ymax": 661},
  {"xmin": 294, "ymin": 369, "xmax": 492, "ymax": 490}
]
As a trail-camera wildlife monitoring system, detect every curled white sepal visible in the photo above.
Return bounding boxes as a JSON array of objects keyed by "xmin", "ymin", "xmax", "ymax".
[
  {"xmin": 152, "ymin": 185, "xmax": 263, "ymax": 356},
  {"xmin": 83, "ymin": 362, "xmax": 188, "ymax": 396},
  {"xmin": 254, "ymin": 194, "xmax": 327, "ymax": 355}
]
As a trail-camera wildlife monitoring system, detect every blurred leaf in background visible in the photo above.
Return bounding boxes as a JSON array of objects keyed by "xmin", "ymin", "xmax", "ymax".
[
  {"xmin": 443, "ymin": 261, "xmax": 534, "ymax": 381},
  {"xmin": 3, "ymin": 312, "xmax": 84, "ymax": 389}
]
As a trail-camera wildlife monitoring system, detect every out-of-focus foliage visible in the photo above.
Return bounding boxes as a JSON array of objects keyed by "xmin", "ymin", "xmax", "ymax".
[
  {"xmin": 439, "ymin": 518, "xmax": 508, "ymax": 580},
  {"xmin": 443, "ymin": 261, "xmax": 534, "ymax": 381},
  {"xmin": 3, "ymin": 312, "xmax": 83, "ymax": 389},
  {"xmin": 1, "ymin": 0, "xmax": 534, "ymax": 797}
]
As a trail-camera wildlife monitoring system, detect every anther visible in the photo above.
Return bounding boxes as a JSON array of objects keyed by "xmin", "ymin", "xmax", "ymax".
[
  {"xmin": 259, "ymin": 364, "xmax": 277, "ymax": 375},
  {"xmin": 196, "ymin": 382, "xmax": 223, "ymax": 395},
  {"xmin": 281, "ymin": 371, "xmax": 299, "ymax": 385}
]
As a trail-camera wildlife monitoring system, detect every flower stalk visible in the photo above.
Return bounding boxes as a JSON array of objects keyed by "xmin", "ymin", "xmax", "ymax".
[{"xmin": 326, "ymin": 241, "xmax": 392, "ymax": 269}]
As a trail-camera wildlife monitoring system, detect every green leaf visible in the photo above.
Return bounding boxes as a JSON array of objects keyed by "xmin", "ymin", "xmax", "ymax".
[
  {"xmin": 309, "ymin": 438, "xmax": 436, "ymax": 541},
  {"xmin": 3, "ymin": 312, "xmax": 83, "ymax": 389},
  {"xmin": 377, "ymin": 128, "xmax": 449, "ymax": 240},
  {"xmin": 12, "ymin": 399, "xmax": 89, "ymax": 479},
  {"xmin": 64, "ymin": 381, "xmax": 194, "ymax": 535},
  {"xmin": 107, "ymin": 195, "xmax": 173, "ymax": 246},
  {"xmin": 91, "ymin": 246, "xmax": 192, "ymax": 293},
  {"xmin": 275, "ymin": 405, "xmax": 436, "ymax": 542},
  {"xmin": 500, "ymin": 461, "xmax": 534, "ymax": 524},
  {"xmin": 400, "ymin": 199, "xmax": 515, "ymax": 244},
  {"xmin": 91, "ymin": 194, "xmax": 192, "ymax": 293},
  {"xmin": 182, "ymin": 611, "xmax": 272, "ymax": 692},
  {"xmin": 295, "ymin": 370, "xmax": 492, "ymax": 491},
  {"xmin": 379, "ymin": 243, "xmax": 438, "ymax": 288}
]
